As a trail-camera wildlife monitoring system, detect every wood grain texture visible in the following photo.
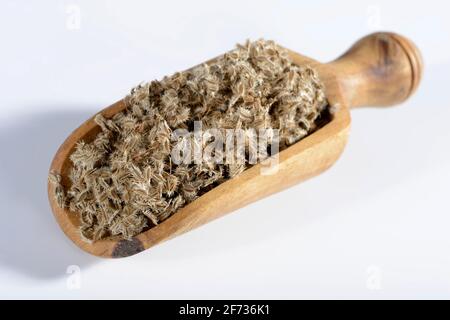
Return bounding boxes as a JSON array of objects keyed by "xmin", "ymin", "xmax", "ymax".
[
  {"xmin": 329, "ymin": 32, "xmax": 423, "ymax": 108},
  {"xmin": 48, "ymin": 32, "xmax": 423, "ymax": 258}
]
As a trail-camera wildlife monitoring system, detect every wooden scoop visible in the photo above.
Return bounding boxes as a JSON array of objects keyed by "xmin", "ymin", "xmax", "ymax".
[{"xmin": 48, "ymin": 32, "xmax": 423, "ymax": 258}]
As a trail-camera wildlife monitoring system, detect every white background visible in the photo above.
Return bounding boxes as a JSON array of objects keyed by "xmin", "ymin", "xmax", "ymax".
[{"xmin": 0, "ymin": 0, "xmax": 449, "ymax": 299}]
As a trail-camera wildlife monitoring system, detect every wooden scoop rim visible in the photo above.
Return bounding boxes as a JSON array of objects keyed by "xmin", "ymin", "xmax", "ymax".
[{"xmin": 48, "ymin": 52, "xmax": 351, "ymax": 258}]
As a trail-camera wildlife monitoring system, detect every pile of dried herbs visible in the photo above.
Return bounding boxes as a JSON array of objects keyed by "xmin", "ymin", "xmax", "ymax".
[{"xmin": 49, "ymin": 39, "xmax": 328, "ymax": 242}]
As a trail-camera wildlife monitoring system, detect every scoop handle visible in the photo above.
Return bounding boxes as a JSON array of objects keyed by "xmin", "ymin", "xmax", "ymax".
[{"xmin": 328, "ymin": 32, "xmax": 423, "ymax": 109}]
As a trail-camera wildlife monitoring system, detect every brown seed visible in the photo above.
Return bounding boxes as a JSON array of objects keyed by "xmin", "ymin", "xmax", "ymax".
[{"xmin": 55, "ymin": 39, "xmax": 328, "ymax": 242}]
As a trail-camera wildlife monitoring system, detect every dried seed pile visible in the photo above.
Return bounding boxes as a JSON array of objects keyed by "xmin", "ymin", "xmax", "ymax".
[{"xmin": 49, "ymin": 40, "xmax": 328, "ymax": 242}]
